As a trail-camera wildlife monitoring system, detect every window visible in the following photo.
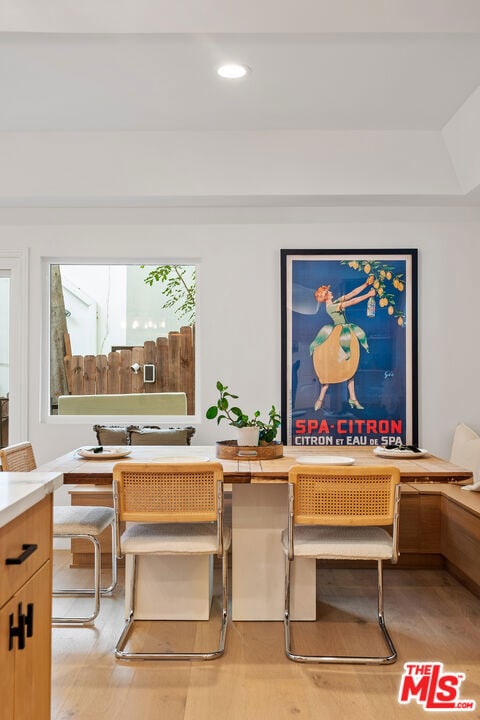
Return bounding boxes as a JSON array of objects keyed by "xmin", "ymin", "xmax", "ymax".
[{"xmin": 47, "ymin": 261, "xmax": 197, "ymax": 421}]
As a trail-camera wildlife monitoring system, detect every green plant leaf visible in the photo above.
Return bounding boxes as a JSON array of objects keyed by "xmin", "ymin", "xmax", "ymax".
[
  {"xmin": 142, "ymin": 264, "xmax": 195, "ymax": 325},
  {"xmin": 206, "ymin": 382, "xmax": 281, "ymax": 441}
]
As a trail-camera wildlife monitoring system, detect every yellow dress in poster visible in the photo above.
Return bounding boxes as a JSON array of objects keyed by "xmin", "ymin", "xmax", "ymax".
[{"xmin": 310, "ymin": 282, "xmax": 375, "ymax": 410}]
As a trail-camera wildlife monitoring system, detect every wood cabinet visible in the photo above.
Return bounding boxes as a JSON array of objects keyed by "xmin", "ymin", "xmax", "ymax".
[
  {"xmin": 442, "ymin": 495, "xmax": 480, "ymax": 596},
  {"xmin": 397, "ymin": 491, "xmax": 443, "ymax": 567},
  {"xmin": 0, "ymin": 495, "xmax": 52, "ymax": 720}
]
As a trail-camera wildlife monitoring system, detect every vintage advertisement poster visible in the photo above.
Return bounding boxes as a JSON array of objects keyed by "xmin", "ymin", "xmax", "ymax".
[{"xmin": 281, "ymin": 249, "xmax": 418, "ymax": 448}]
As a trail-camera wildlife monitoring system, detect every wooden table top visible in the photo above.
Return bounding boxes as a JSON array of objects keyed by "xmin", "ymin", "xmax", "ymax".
[{"xmin": 36, "ymin": 445, "xmax": 473, "ymax": 485}]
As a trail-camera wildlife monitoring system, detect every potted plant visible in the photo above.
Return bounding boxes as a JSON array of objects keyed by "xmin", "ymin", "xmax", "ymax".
[{"xmin": 206, "ymin": 381, "xmax": 281, "ymax": 447}]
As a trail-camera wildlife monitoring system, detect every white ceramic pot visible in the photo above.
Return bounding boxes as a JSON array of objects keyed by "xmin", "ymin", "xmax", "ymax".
[{"xmin": 237, "ymin": 426, "xmax": 260, "ymax": 447}]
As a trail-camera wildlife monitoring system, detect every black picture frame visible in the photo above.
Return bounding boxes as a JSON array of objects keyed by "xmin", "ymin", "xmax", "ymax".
[{"xmin": 281, "ymin": 249, "xmax": 418, "ymax": 448}]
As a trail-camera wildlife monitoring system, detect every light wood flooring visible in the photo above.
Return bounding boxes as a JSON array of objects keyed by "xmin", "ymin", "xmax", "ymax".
[{"xmin": 51, "ymin": 552, "xmax": 480, "ymax": 720}]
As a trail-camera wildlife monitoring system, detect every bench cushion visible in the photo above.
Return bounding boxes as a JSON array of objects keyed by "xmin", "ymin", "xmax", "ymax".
[
  {"xmin": 93, "ymin": 425, "xmax": 129, "ymax": 445},
  {"xmin": 450, "ymin": 423, "xmax": 480, "ymax": 491},
  {"xmin": 93, "ymin": 424, "xmax": 196, "ymax": 446},
  {"xmin": 128, "ymin": 426, "xmax": 195, "ymax": 446}
]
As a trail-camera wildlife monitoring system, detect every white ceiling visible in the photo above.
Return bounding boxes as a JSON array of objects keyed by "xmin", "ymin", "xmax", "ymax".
[
  {"xmin": 1, "ymin": 1, "xmax": 480, "ymax": 206},
  {"xmin": 1, "ymin": 32, "xmax": 480, "ymax": 132}
]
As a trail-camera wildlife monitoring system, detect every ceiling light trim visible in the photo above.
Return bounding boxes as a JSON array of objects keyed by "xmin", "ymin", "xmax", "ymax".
[{"xmin": 217, "ymin": 63, "xmax": 251, "ymax": 79}]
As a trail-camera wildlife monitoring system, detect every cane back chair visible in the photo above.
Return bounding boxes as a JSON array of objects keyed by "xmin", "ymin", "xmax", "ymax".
[
  {"xmin": 113, "ymin": 461, "xmax": 231, "ymax": 660},
  {"xmin": 282, "ymin": 464, "xmax": 401, "ymax": 664},
  {"xmin": 0, "ymin": 441, "xmax": 117, "ymax": 625}
]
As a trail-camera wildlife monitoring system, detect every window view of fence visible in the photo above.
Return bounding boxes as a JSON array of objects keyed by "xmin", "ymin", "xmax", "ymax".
[{"xmin": 49, "ymin": 263, "xmax": 196, "ymax": 417}]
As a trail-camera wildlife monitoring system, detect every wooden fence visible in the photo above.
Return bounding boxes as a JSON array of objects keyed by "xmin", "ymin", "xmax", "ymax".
[{"xmin": 63, "ymin": 326, "xmax": 195, "ymax": 414}]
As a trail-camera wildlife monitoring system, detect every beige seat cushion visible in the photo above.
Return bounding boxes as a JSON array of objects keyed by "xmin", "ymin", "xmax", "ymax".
[
  {"xmin": 281, "ymin": 525, "xmax": 394, "ymax": 560},
  {"xmin": 121, "ymin": 522, "xmax": 231, "ymax": 554},
  {"xmin": 54, "ymin": 506, "xmax": 114, "ymax": 536},
  {"xmin": 128, "ymin": 426, "xmax": 194, "ymax": 446}
]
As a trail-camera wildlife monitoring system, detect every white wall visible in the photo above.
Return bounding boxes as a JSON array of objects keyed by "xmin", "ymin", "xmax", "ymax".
[
  {"xmin": 443, "ymin": 85, "xmax": 480, "ymax": 194},
  {"xmin": 0, "ymin": 205, "xmax": 479, "ymax": 463}
]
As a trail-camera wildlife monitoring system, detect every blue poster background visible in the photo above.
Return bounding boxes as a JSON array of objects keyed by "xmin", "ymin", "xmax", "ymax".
[{"xmin": 289, "ymin": 256, "xmax": 409, "ymax": 448}]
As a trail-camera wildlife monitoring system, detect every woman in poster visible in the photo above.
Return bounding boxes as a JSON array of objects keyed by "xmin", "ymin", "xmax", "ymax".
[{"xmin": 310, "ymin": 279, "xmax": 375, "ymax": 411}]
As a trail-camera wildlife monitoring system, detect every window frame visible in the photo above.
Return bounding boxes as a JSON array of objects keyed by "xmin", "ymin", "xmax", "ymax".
[
  {"xmin": 0, "ymin": 249, "xmax": 28, "ymax": 443},
  {"xmin": 42, "ymin": 256, "xmax": 200, "ymax": 426}
]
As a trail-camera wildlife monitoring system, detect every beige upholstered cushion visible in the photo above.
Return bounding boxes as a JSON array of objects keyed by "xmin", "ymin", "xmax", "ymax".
[
  {"xmin": 450, "ymin": 423, "xmax": 480, "ymax": 468},
  {"xmin": 463, "ymin": 482, "xmax": 480, "ymax": 492},
  {"xmin": 93, "ymin": 424, "xmax": 195, "ymax": 446},
  {"xmin": 54, "ymin": 506, "xmax": 114, "ymax": 536},
  {"xmin": 93, "ymin": 425, "xmax": 129, "ymax": 445},
  {"xmin": 450, "ymin": 423, "xmax": 480, "ymax": 491},
  {"xmin": 121, "ymin": 522, "xmax": 231, "ymax": 554},
  {"xmin": 128, "ymin": 426, "xmax": 194, "ymax": 446},
  {"xmin": 281, "ymin": 526, "xmax": 394, "ymax": 560}
]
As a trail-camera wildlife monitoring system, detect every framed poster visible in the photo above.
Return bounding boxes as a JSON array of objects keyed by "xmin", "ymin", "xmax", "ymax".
[{"xmin": 281, "ymin": 249, "xmax": 418, "ymax": 448}]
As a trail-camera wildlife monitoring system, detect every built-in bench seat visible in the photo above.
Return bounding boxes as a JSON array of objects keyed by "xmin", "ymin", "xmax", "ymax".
[
  {"xmin": 313, "ymin": 481, "xmax": 480, "ymax": 598},
  {"xmin": 406, "ymin": 483, "xmax": 480, "ymax": 597},
  {"xmin": 68, "ymin": 476, "xmax": 480, "ymax": 598}
]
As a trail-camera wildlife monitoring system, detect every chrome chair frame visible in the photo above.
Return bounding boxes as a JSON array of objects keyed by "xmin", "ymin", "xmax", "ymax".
[
  {"xmin": 0, "ymin": 441, "xmax": 118, "ymax": 626},
  {"xmin": 52, "ymin": 514, "xmax": 117, "ymax": 626},
  {"xmin": 283, "ymin": 465, "xmax": 401, "ymax": 665},
  {"xmin": 113, "ymin": 461, "xmax": 229, "ymax": 661}
]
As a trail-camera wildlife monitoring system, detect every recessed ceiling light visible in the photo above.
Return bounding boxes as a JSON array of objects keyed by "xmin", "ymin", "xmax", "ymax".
[{"xmin": 217, "ymin": 64, "xmax": 250, "ymax": 79}]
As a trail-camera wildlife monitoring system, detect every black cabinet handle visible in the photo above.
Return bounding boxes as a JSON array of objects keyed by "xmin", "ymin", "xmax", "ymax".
[
  {"xmin": 25, "ymin": 603, "xmax": 34, "ymax": 638},
  {"xmin": 5, "ymin": 543, "xmax": 38, "ymax": 565},
  {"xmin": 9, "ymin": 604, "xmax": 25, "ymax": 651},
  {"xmin": 8, "ymin": 602, "xmax": 34, "ymax": 651}
]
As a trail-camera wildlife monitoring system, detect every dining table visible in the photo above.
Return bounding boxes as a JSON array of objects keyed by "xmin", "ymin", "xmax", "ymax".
[
  {"xmin": 37, "ymin": 443, "xmax": 472, "ymax": 485},
  {"xmin": 37, "ymin": 444, "xmax": 472, "ymax": 621}
]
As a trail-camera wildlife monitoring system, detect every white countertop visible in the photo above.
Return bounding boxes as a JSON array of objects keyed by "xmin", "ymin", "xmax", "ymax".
[{"xmin": 0, "ymin": 472, "xmax": 63, "ymax": 529}]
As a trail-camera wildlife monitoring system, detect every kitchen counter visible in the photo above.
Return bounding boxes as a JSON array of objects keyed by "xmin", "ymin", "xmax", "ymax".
[{"xmin": 0, "ymin": 471, "xmax": 63, "ymax": 528}]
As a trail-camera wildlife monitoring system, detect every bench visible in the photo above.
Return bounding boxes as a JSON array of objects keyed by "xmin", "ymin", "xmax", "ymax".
[
  {"xmin": 68, "ymin": 478, "xmax": 480, "ymax": 600},
  {"xmin": 314, "ymin": 481, "xmax": 480, "ymax": 598},
  {"xmin": 409, "ymin": 483, "xmax": 480, "ymax": 597}
]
